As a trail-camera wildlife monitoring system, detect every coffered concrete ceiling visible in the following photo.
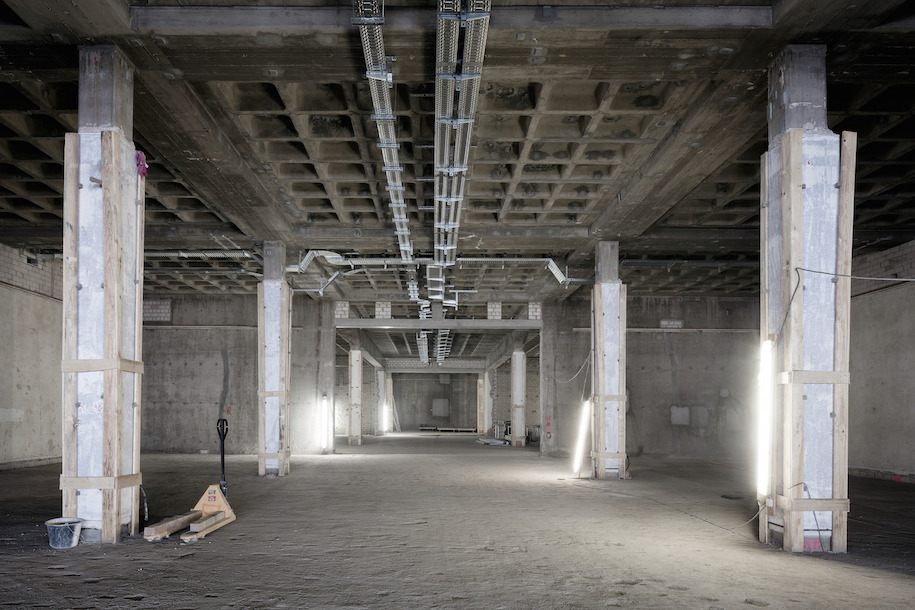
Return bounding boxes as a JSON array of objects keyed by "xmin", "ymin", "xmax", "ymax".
[{"xmin": 1, "ymin": 0, "xmax": 914, "ymax": 325}]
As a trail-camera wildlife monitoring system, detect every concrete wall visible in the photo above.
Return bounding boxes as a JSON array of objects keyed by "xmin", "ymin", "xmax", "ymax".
[
  {"xmin": 393, "ymin": 373, "xmax": 477, "ymax": 430},
  {"xmin": 0, "ymin": 245, "xmax": 62, "ymax": 468},
  {"xmin": 627, "ymin": 296, "xmax": 758, "ymax": 460},
  {"xmin": 141, "ymin": 294, "xmax": 259, "ymax": 454},
  {"xmin": 849, "ymin": 241, "xmax": 915, "ymax": 478},
  {"xmin": 539, "ymin": 294, "xmax": 758, "ymax": 461},
  {"xmin": 540, "ymin": 297, "xmax": 591, "ymax": 457},
  {"xmin": 290, "ymin": 300, "xmax": 334, "ymax": 453},
  {"xmin": 142, "ymin": 293, "xmax": 335, "ymax": 455}
]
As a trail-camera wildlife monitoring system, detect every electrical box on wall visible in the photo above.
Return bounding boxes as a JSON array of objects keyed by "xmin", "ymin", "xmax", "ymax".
[{"xmin": 432, "ymin": 399, "xmax": 449, "ymax": 418}]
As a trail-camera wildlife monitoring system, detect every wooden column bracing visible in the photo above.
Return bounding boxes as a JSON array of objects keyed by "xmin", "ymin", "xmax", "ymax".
[
  {"xmin": 591, "ymin": 241, "xmax": 627, "ymax": 479},
  {"xmin": 759, "ymin": 45, "xmax": 855, "ymax": 553},
  {"xmin": 61, "ymin": 45, "xmax": 144, "ymax": 543},
  {"xmin": 61, "ymin": 129, "xmax": 146, "ymax": 542},
  {"xmin": 257, "ymin": 241, "xmax": 292, "ymax": 476}
]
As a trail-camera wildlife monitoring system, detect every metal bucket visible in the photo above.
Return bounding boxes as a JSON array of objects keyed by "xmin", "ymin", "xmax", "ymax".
[{"xmin": 46, "ymin": 518, "xmax": 83, "ymax": 549}]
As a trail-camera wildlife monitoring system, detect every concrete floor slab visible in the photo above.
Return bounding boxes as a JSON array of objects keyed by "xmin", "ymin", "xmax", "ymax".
[{"xmin": 1, "ymin": 433, "xmax": 913, "ymax": 608}]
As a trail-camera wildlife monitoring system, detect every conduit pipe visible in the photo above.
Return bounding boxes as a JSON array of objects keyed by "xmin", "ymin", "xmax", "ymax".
[{"xmin": 145, "ymin": 249, "xmax": 263, "ymax": 264}]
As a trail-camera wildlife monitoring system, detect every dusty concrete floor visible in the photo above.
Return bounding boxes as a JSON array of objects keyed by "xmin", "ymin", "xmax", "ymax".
[{"xmin": 1, "ymin": 433, "xmax": 913, "ymax": 609}]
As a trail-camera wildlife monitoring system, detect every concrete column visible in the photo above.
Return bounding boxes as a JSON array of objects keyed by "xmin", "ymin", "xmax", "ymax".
[
  {"xmin": 510, "ymin": 347, "xmax": 526, "ymax": 447},
  {"xmin": 385, "ymin": 372, "xmax": 395, "ymax": 432},
  {"xmin": 476, "ymin": 374, "xmax": 485, "ymax": 434},
  {"xmin": 760, "ymin": 45, "xmax": 854, "ymax": 553},
  {"xmin": 349, "ymin": 349, "xmax": 363, "ymax": 445},
  {"xmin": 592, "ymin": 241, "xmax": 627, "ymax": 479},
  {"xmin": 375, "ymin": 368, "xmax": 386, "ymax": 435},
  {"xmin": 61, "ymin": 46, "xmax": 144, "ymax": 543},
  {"xmin": 258, "ymin": 241, "xmax": 291, "ymax": 476},
  {"xmin": 480, "ymin": 370, "xmax": 494, "ymax": 435}
]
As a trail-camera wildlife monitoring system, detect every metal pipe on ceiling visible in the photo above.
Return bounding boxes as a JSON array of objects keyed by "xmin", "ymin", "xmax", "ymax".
[
  {"xmin": 285, "ymin": 250, "xmax": 591, "ymax": 285},
  {"xmin": 144, "ymin": 249, "xmax": 262, "ymax": 264}
]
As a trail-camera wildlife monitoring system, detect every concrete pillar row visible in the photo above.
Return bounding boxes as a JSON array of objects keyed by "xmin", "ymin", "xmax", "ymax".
[
  {"xmin": 349, "ymin": 349, "xmax": 363, "ymax": 445},
  {"xmin": 591, "ymin": 241, "xmax": 627, "ymax": 479},
  {"xmin": 375, "ymin": 368, "xmax": 386, "ymax": 435},
  {"xmin": 510, "ymin": 348, "xmax": 526, "ymax": 446},
  {"xmin": 478, "ymin": 370, "xmax": 494, "ymax": 435},
  {"xmin": 61, "ymin": 45, "xmax": 145, "ymax": 543},
  {"xmin": 759, "ymin": 45, "xmax": 855, "ymax": 553},
  {"xmin": 385, "ymin": 372, "xmax": 395, "ymax": 433},
  {"xmin": 258, "ymin": 241, "xmax": 291, "ymax": 476}
]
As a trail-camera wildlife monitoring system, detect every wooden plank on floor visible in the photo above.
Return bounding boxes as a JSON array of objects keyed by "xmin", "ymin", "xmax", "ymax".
[
  {"xmin": 143, "ymin": 510, "xmax": 202, "ymax": 541},
  {"xmin": 181, "ymin": 512, "xmax": 236, "ymax": 542},
  {"xmin": 190, "ymin": 511, "xmax": 225, "ymax": 532}
]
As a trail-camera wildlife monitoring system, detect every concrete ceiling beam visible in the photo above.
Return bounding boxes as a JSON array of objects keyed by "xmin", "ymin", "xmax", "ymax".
[
  {"xmin": 129, "ymin": 6, "xmax": 771, "ymax": 37},
  {"xmin": 335, "ymin": 318, "xmax": 541, "ymax": 331}
]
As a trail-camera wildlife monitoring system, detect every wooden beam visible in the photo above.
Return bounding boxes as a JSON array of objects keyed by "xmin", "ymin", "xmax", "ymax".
[
  {"xmin": 101, "ymin": 130, "xmax": 123, "ymax": 545},
  {"xmin": 781, "ymin": 128, "xmax": 806, "ymax": 553},
  {"xmin": 190, "ymin": 511, "xmax": 226, "ymax": 532},
  {"xmin": 831, "ymin": 130, "xmax": 857, "ymax": 554},
  {"xmin": 143, "ymin": 511, "xmax": 202, "ymax": 541},
  {"xmin": 61, "ymin": 132, "xmax": 80, "ymax": 521}
]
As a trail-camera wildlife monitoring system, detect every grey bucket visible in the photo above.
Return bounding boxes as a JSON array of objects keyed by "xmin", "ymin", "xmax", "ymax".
[{"xmin": 45, "ymin": 518, "xmax": 83, "ymax": 549}]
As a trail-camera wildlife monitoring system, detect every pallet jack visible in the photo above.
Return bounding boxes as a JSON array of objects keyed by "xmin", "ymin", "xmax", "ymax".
[{"xmin": 144, "ymin": 418, "xmax": 235, "ymax": 543}]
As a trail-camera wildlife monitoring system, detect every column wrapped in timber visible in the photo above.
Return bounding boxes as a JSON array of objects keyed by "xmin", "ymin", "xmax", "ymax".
[
  {"xmin": 759, "ymin": 45, "xmax": 855, "ymax": 553},
  {"xmin": 61, "ymin": 128, "xmax": 146, "ymax": 542}
]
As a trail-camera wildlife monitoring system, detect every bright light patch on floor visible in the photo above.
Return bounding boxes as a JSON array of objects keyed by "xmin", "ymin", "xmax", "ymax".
[
  {"xmin": 757, "ymin": 340, "xmax": 774, "ymax": 496},
  {"xmin": 573, "ymin": 400, "xmax": 591, "ymax": 475}
]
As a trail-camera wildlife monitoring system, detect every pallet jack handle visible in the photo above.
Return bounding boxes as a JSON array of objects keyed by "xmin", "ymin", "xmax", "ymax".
[{"xmin": 217, "ymin": 418, "xmax": 228, "ymax": 497}]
